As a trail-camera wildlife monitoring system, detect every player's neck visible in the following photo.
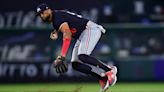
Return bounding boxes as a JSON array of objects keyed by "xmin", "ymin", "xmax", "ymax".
[{"xmin": 48, "ymin": 14, "xmax": 53, "ymax": 23}]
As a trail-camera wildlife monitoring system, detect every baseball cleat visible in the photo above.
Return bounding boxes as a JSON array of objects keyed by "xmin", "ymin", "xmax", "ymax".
[{"xmin": 99, "ymin": 66, "xmax": 117, "ymax": 92}]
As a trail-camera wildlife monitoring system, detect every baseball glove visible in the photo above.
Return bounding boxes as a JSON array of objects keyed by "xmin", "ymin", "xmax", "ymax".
[{"xmin": 53, "ymin": 56, "xmax": 68, "ymax": 73}]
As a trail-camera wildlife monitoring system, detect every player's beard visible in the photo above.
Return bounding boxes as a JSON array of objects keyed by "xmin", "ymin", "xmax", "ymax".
[{"xmin": 42, "ymin": 15, "xmax": 51, "ymax": 23}]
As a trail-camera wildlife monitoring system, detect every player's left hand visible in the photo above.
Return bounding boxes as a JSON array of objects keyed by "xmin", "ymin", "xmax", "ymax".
[
  {"xmin": 53, "ymin": 56, "xmax": 68, "ymax": 73},
  {"xmin": 50, "ymin": 31, "xmax": 58, "ymax": 40}
]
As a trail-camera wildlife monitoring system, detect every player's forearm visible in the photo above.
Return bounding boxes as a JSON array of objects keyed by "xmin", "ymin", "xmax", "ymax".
[
  {"xmin": 61, "ymin": 31, "xmax": 72, "ymax": 57},
  {"xmin": 60, "ymin": 22, "xmax": 72, "ymax": 57}
]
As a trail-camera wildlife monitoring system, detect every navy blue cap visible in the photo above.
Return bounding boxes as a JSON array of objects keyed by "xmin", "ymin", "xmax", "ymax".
[{"xmin": 36, "ymin": 3, "xmax": 50, "ymax": 15}]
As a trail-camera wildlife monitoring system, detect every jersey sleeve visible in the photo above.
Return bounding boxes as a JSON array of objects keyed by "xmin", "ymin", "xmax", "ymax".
[{"xmin": 53, "ymin": 12, "xmax": 66, "ymax": 30}]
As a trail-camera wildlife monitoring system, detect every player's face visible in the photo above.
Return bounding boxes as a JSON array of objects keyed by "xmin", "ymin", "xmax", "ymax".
[{"xmin": 40, "ymin": 9, "xmax": 52, "ymax": 23}]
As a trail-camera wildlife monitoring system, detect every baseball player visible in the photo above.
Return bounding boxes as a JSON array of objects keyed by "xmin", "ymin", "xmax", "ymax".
[{"xmin": 36, "ymin": 3, "xmax": 117, "ymax": 92}]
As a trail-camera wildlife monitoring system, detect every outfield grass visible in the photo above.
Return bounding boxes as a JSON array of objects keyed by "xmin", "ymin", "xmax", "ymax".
[{"xmin": 0, "ymin": 82, "xmax": 163, "ymax": 92}]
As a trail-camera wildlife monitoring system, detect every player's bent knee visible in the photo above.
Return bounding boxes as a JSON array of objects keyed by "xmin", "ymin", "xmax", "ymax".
[
  {"xmin": 72, "ymin": 62, "xmax": 76, "ymax": 69},
  {"xmin": 78, "ymin": 54, "xmax": 89, "ymax": 63},
  {"xmin": 72, "ymin": 62, "xmax": 80, "ymax": 70}
]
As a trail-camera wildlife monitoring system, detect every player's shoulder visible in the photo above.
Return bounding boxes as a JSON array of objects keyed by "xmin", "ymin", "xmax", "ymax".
[
  {"xmin": 55, "ymin": 10, "xmax": 77, "ymax": 15},
  {"xmin": 54, "ymin": 10, "xmax": 67, "ymax": 14},
  {"xmin": 53, "ymin": 10, "xmax": 69, "ymax": 18}
]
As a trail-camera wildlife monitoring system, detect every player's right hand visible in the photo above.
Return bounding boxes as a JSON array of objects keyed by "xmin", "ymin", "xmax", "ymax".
[
  {"xmin": 50, "ymin": 31, "xmax": 58, "ymax": 40},
  {"xmin": 53, "ymin": 56, "xmax": 68, "ymax": 73}
]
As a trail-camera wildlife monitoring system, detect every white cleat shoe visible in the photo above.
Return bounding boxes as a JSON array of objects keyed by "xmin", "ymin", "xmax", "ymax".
[
  {"xmin": 99, "ymin": 76, "xmax": 108, "ymax": 92},
  {"xmin": 107, "ymin": 66, "xmax": 117, "ymax": 86},
  {"xmin": 101, "ymin": 66, "xmax": 117, "ymax": 92}
]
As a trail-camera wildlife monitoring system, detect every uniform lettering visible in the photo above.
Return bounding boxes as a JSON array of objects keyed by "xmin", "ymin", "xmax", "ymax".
[{"xmin": 70, "ymin": 28, "xmax": 77, "ymax": 36}]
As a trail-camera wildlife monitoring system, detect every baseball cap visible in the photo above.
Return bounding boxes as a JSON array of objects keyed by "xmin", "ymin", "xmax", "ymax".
[{"xmin": 36, "ymin": 3, "xmax": 50, "ymax": 15}]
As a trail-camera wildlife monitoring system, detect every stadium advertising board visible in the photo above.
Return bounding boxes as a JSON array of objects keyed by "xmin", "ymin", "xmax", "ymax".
[
  {"xmin": 0, "ymin": 30, "xmax": 51, "ymax": 62},
  {"xmin": 0, "ymin": 62, "xmax": 93, "ymax": 83}
]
